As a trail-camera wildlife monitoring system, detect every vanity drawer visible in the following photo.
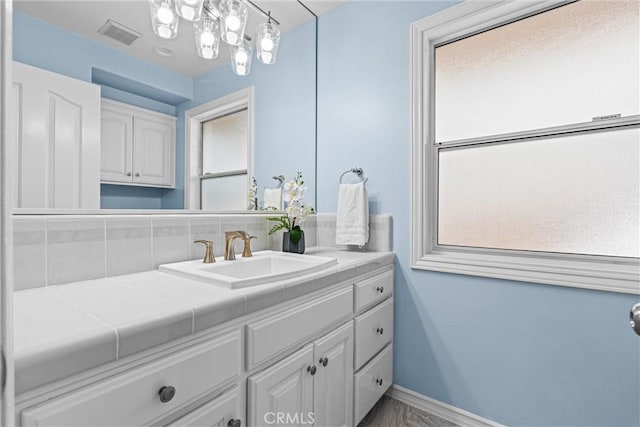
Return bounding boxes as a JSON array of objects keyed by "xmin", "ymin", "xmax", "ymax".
[
  {"xmin": 354, "ymin": 297, "xmax": 393, "ymax": 369},
  {"xmin": 22, "ymin": 331, "xmax": 241, "ymax": 427},
  {"xmin": 246, "ymin": 286, "xmax": 353, "ymax": 369},
  {"xmin": 354, "ymin": 269, "xmax": 393, "ymax": 313},
  {"xmin": 354, "ymin": 343, "xmax": 393, "ymax": 426},
  {"xmin": 166, "ymin": 386, "xmax": 242, "ymax": 427}
]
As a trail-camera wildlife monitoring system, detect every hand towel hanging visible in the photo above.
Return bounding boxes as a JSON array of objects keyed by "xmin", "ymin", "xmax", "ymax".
[{"xmin": 336, "ymin": 181, "xmax": 369, "ymax": 247}]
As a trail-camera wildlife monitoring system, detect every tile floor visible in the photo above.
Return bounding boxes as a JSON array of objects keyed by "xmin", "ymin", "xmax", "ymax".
[{"xmin": 359, "ymin": 396, "xmax": 460, "ymax": 427}]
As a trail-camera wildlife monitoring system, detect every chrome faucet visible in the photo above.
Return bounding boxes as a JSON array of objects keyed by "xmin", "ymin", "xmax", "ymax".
[
  {"xmin": 224, "ymin": 231, "xmax": 257, "ymax": 260},
  {"xmin": 193, "ymin": 240, "xmax": 215, "ymax": 263}
]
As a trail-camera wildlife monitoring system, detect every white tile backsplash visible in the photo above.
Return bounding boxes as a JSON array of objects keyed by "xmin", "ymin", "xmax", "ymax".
[
  {"xmin": 152, "ymin": 216, "xmax": 190, "ymax": 267},
  {"xmin": 47, "ymin": 218, "xmax": 106, "ymax": 285},
  {"xmin": 13, "ymin": 218, "xmax": 47, "ymax": 290},
  {"xmin": 189, "ymin": 215, "xmax": 222, "ymax": 259},
  {"xmin": 12, "ymin": 213, "xmax": 392, "ymax": 289},
  {"xmin": 106, "ymin": 216, "xmax": 153, "ymax": 276}
]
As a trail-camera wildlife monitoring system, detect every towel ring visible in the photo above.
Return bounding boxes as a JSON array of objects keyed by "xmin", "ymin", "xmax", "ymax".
[
  {"xmin": 272, "ymin": 175, "xmax": 285, "ymax": 188},
  {"xmin": 339, "ymin": 167, "xmax": 368, "ymax": 184}
]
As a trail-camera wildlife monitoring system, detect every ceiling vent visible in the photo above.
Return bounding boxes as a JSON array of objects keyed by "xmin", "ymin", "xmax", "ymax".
[{"xmin": 98, "ymin": 20, "xmax": 142, "ymax": 46}]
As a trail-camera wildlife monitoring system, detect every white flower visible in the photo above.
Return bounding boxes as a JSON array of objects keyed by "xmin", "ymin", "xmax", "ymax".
[{"xmin": 283, "ymin": 181, "xmax": 307, "ymax": 203}]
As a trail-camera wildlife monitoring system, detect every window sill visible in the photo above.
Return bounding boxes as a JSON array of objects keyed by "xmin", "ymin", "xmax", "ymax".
[{"xmin": 412, "ymin": 251, "xmax": 640, "ymax": 294}]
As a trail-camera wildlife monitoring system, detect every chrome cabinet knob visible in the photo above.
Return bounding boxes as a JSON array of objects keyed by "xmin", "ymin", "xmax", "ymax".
[
  {"xmin": 135, "ymin": 172, "xmax": 140, "ymax": 177},
  {"xmin": 228, "ymin": 419, "xmax": 241, "ymax": 427},
  {"xmin": 376, "ymin": 286, "xmax": 384, "ymax": 293},
  {"xmin": 319, "ymin": 357, "xmax": 328, "ymax": 367},
  {"xmin": 630, "ymin": 303, "xmax": 640, "ymax": 336},
  {"xmin": 126, "ymin": 172, "xmax": 132, "ymax": 176},
  {"xmin": 307, "ymin": 365, "xmax": 317, "ymax": 376},
  {"xmin": 375, "ymin": 378, "xmax": 383, "ymax": 386},
  {"xmin": 158, "ymin": 385, "xmax": 176, "ymax": 403},
  {"xmin": 376, "ymin": 327, "xmax": 384, "ymax": 335}
]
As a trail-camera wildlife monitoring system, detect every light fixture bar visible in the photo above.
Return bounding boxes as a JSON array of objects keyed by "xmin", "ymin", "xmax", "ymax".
[{"xmin": 244, "ymin": 0, "xmax": 280, "ymax": 26}]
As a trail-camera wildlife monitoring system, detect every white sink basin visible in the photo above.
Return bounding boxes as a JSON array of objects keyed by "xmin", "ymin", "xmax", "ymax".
[{"xmin": 159, "ymin": 250, "xmax": 337, "ymax": 289}]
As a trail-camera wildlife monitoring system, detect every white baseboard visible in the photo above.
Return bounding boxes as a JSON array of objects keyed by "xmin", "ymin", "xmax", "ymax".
[{"xmin": 386, "ymin": 384, "xmax": 504, "ymax": 427}]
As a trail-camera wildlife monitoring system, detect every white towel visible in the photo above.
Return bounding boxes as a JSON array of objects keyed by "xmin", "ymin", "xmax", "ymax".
[
  {"xmin": 335, "ymin": 182, "xmax": 369, "ymax": 246},
  {"xmin": 263, "ymin": 188, "xmax": 282, "ymax": 210}
]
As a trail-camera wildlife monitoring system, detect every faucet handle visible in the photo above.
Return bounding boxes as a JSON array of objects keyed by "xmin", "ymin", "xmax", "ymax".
[
  {"xmin": 242, "ymin": 236, "xmax": 257, "ymax": 258},
  {"xmin": 194, "ymin": 240, "xmax": 215, "ymax": 263}
]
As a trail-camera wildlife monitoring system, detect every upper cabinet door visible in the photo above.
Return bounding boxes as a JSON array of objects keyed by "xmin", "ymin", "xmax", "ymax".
[
  {"xmin": 313, "ymin": 322, "xmax": 354, "ymax": 427},
  {"xmin": 100, "ymin": 107, "xmax": 133, "ymax": 184},
  {"xmin": 12, "ymin": 62, "xmax": 100, "ymax": 209},
  {"xmin": 133, "ymin": 115, "xmax": 175, "ymax": 187},
  {"xmin": 247, "ymin": 344, "xmax": 314, "ymax": 427}
]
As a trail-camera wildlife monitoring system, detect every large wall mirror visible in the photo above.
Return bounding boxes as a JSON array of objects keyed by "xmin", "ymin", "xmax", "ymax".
[{"xmin": 11, "ymin": 0, "xmax": 320, "ymax": 212}]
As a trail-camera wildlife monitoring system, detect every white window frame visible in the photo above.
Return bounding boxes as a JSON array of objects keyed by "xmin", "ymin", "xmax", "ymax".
[
  {"xmin": 184, "ymin": 87, "xmax": 254, "ymax": 210},
  {"xmin": 410, "ymin": 1, "xmax": 640, "ymax": 294}
]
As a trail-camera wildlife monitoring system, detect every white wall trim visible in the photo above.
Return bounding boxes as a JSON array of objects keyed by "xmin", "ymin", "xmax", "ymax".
[
  {"xmin": 409, "ymin": 0, "xmax": 640, "ymax": 295},
  {"xmin": 1, "ymin": 0, "xmax": 16, "ymax": 424},
  {"xmin": 387, "ymin": 385, "xmax": 504, "ymax": 427},
  {"xmin": 183, "ymin": 86, "xmax": 254, "ymax": 210}
]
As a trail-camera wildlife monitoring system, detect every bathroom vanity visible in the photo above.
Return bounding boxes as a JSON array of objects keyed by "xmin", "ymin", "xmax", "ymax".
[{"xmin": 14, "ymin": 249, "xmax": 394, "ymax": 427}]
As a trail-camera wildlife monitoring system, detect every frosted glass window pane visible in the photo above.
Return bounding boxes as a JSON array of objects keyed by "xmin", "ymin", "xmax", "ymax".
[
  {"xmin": 201, "ymin": 174, "xmax": 247, "ymax": 210},
  {"xmin": 435, "ymin": 0, "xmax": 640, "ymax": 142},
  {"xmin": 437, "ymin": 128, "xmax": 640, "ymax": 258},
  {"xmin": 202, "ymin": 109, "xmax": 248, "ymax": 173}
]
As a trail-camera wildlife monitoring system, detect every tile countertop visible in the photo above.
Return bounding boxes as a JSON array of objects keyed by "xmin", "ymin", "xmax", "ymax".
[{"xmin": 14, "ymin": 248, "xmax": 395, "ymax": 394}]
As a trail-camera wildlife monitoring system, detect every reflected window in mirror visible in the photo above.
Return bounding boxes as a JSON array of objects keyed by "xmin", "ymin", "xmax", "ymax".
[{"xmin": 200, "ymin": 108, "xmax": 249, "ymax": 210}]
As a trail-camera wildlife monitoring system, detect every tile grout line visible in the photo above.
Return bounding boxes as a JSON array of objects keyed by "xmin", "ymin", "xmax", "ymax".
[
  {"xmin": 103, "ymin": 217, "xmax": 107, "ymax": 278},
  {"xmin": 47, "ymin": 285, "xmax": 121, "ymax": 359},
  {"xmin": 44, "ymin": 218, "xmax": 49, "ymax": 287}
]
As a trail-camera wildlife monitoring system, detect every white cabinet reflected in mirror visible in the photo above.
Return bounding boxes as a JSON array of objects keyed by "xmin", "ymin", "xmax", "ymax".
[{"xmin": 11, "ymin": 0, "xmax": 319, "ymax": 212}]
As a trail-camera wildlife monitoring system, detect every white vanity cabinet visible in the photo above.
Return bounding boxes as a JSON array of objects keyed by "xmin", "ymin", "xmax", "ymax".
[
  {"xmin": 11, "ymin": 62, "xmax": 101, "ymax": 209},
  {"xmin": 100, "ymin": 99, "xmax": 176, "ymax": 187},
  {"xmin": 248, "ymin": 322, "xmax": 354, "ymax": 427},
  {"xmin": 167, "ymin": 386, "xmax": 243, "ymax": 427},
  {"xmin": 20, "ymin": 331, "xmax": 242, "ymax": 426},
  {"xmin": 16, "ymin": 264, "xmax": 394, "ymax": 427}
]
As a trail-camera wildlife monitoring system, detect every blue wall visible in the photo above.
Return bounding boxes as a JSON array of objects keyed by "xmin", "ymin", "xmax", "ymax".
[
  {"xmin": 167, "ymin": 19, "xmax": 317, "ymax": 209},
  {"xmin": 316, "ymin": 2, "xmax": 640, "ymax": 426},
  {"xmin": 13, "ymin": 12, "xmax": 192, "ymax": 209}
]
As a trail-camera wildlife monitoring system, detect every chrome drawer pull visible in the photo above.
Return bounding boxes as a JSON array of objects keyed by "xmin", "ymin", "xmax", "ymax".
[
  {"xmin": 375, "ymin": 378, "xmax": 383, "ymax": 386},
  {"xmin": 228, "ymin": 419, "xmax": 242, "ymax": 427},
  {"xmin": 376, "ymin": 286, "xmax": 384, "ymax": 294},
  {"xmin": 376, "ymin": 327, "xmax": 384, "ymax": 335},
  {"xmin": 158, "ymin": 385, "xmax": 176, "ymax": 403}
]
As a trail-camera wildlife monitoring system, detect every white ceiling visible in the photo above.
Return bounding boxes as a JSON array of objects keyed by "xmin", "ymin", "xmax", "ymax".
[{"xmin": 14, "ymin": 0, "xmax": 343, "ymax": 77}]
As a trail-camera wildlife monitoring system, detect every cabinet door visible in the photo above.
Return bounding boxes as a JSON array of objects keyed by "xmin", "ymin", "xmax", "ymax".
[
  {"xmin": 248, "ymin": 344, "xmax": 314, "ymax": 427},
  {"xmin": 133, "ymin": 115, "xmax": 174, "ymax": 186},
  {"xmin": 166, "ymin": 387, "xmax": 242, "ymax": 427},
  {"xmin": 313, "ymin": 322, "xmax": 354, "ymax": 427},
  {"xmin": 12, "ymin": 62, "xmax": 100, "ymax": 209},
  {"xmin": 100, "ymin": 107, "xmax": 133, "ymax": 183}
]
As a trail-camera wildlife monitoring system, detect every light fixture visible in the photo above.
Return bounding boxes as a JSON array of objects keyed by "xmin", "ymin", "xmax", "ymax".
[
  {"xmin": 219, "ymin": 0, "xmax": 247, "ymax": 46},
  {"xmin": 194, "ymin": 17, "xmax": 220, "ymax": 59},
  {"xmin": 175, "ymin": 0, "xmax": 204, "ymax": 21},
  {"xmin": 256, "ymin": 16, "xmax": 280, "ymax": 65},
  {"xmin": 230, "ymin": 38, "xmax": 253, "ymax": 76},
  {"xmin": 148, "ymin": 0, "xmax": 281, "ymax": 76},
  {"xmin": 148, "ymin": 0, "xmax": 179, "ymax": 39}
]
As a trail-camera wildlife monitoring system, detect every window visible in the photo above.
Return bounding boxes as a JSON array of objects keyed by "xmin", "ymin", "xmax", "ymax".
[
  {"xmin": 184, "ymin": 87, "xmax": 253, "ymax": 210},
  {"xmin": 411, "ymin": 1, "xmax": 640, "ymax": 293},
  {"xmin": 200, "ymin": 108, "xmax": 249, "ymax": 210}
]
